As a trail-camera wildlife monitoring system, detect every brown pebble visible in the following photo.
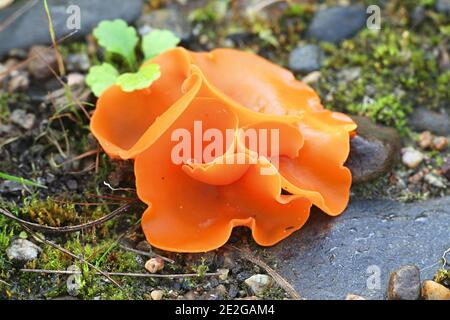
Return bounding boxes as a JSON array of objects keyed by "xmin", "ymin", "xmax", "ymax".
[
  {"xmin": 421, "ymin": 280, "xmax": 450, "ymax": 300},
  {"xmin": 418, "ymin": 131, "xmax": 433, "ymax": 149},
  {"xmin": 145, "ymin": 257, "xmax": 164, "ymax": 273},
  {"xmin": 345, "ymin": 294, "xmax": 366, "ymax": 300},
  {"xmin": 432, "ymin": 136, "xmax": 448, "ymax": 151}
]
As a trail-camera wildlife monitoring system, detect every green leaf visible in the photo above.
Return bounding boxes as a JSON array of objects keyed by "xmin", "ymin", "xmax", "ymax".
[
  {"xmin": 116, "ymin": 64, "xmax": 161, "ymax": 92},
  {"xmin": 93, "ymin": 19, "xmax": 138, "ymax": 68},
  {"xmin": 142, "ymin": 29, "xmax": 180, "ymax": 60},
  {"xmin": 86, "ymin": 63, "xmax": 119, "ymax": 97}
]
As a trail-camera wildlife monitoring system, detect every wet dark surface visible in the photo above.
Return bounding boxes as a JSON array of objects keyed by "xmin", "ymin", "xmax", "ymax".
[{"xmin": 267, "ymin": 196, "xmax": 450, "ymax": 300}]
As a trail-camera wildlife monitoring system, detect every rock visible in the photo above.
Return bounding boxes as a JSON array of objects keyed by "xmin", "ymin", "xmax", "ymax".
[
  {"xmin": 145, "ymin": 257, "xmax": 164, "ymax": 273},
  {"xmin": 442, "ymin": 159, "xmax": 450, "ymax": 181},
  {"xmin": 288, "ymin": 44, "xmax": 324, "ymax": 73},
  {"xmin": 346, "ymin": 116, "xmax": 400, "ymax": 184},
  {"xmin": 66, "ymin": 265, "xmax": 82, "ymax": 296},
  {"xmin": 8, "ymin": 72, "xmax": 29, "ymax": 92},
  {"xmin": 418, "ymin": 131, "xmax": 433, "ymax": 149},
  {"xmin": 66, "ymin": 53, "xmax": 90, "ymax": 72},
  {"xmin": 411, "ymin": 6, "xmax": 426, "ymax": 27},
  {"xmin": 424, "ymin": 173, "xmax": 447, "ymax": 188},
  {"xmin": 0, "ymin": 0, "xmax": 13, "ymax": 10},
  {"xmin": 10, "ymin": 109, "xmax": 36, "ymax": 130},
  {"xmin": 432, "ymin": 136, "xmax": 448, "ymax": 151},
  {"xmin": 183, "ymin": 290, "xmax": 197, "ymax": 300},
  {"xmin": 402, "ymin": 147, "xmax": 424, "ymax": 168},
  {"xmin": 137, "ymin": 8, "xmax": 191, "ymax": 41},
  {"xmin": 27, "ymin": 46, "xmax": 58, "ymax": 79},
  {"xmin": 421, "ymin": 280, "xmax": 450, "ymax": 300},
  {"xmin": 408, "ymin": 107, "xmax": 450, "ymax": 136},
  {"xmin": 387, "ymin": 265, "xmax": 421, "ymax": 300},
  {"xmin": 217, "ymin": 268, "xmax": 229, "ymax": 281},
  {"xmin": 307, "ymin": 6, "xmax": 367, "ymax": 44},
  {"xmin": 0, "ymin": 0, "xmax": 143, "ymax": 57},
  {"xmin": 6, "ymin": 239, "xmax": 42, "ymax": 261},
  {"xmin": 150, "ymin": 289, "xmax": 164, "ymax": 300},
  {"xmin": 244, "ymin": 274, "xmax": 272, "ymax": 295},
  {"xmin": 265, "ymin": 196, "xmax": 450, "ymax": 299},
  {"xmin": 345, "ymin": 294, "xmax": 366, "ymax": 300},
  {"xmin": 66, "ymin": 179, "xmax": 78, "ymax": 190},
  {"xmin": 301, "ymin": 71, "xmax": 321, "ymax": 85},
  {"xmin": 436, "ymin": 0, "xmax": 450, "ymax": 14},
  {"xmin": 67, "ymin": 73, "xmax": 85, "ymax": 88}
]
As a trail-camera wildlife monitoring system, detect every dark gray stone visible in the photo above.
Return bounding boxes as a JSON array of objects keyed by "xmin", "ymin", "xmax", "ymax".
[
  {"xmin": 288, "ymin": 44, "xmax": 324, "ymax": 73},
  {"xmin": 265, "ymin": 196, "xmax": 450, "ymax": 300},
  {"xmin": 436, "ymin": 0, "xmax": 450, "ymax": 14},
  {"xmin": 307, "ymin": 6, "xmax": 367, "ymax": 44},
  {"xmin": 346, "ymin": 116, "xmax": 400, "ymax": 184},
  {"xmin": 387, "ymin": 265, "xmax": 421, "ymax": 300},
  {"xmin": 0, "ymin": 0, "xmax": 143, "ymax": 57},
  {"xmin": 409, "ymin": 107, "xmax": 450, "ymax": 136},
  {"xmin": 137, "ymin": 7, "xmax": 191, "ymax": 41}
]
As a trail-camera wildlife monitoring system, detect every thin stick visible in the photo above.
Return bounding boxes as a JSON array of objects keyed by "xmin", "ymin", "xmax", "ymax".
[
  {"xmin": 227, "ymin": 245, "xmax": 302, "ymax": 300},
  {"xmin": 0, "ymin": 279, "xmax": 11, "ymax": 287},
  {"xmin": 0, "ymin": 202, "xmax": 133, "ymax": 234},
  {"xmin": 20, "ymin": 268, "xmax": 222, "ymax": 279},
  {"xmin": 118, "ymin": 244, "xmax": 175, "ymax": 264},
  {"xmin": 21, "ymin": 225, "xmax": 123, "ymax": 289}
]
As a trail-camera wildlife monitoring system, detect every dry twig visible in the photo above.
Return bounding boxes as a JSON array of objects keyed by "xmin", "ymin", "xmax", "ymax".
[{"xmin": 227, "ymin": 244, "xmax": 302, "ymax": 300}]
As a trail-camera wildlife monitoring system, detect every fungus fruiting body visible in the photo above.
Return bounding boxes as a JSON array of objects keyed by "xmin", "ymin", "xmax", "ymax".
[{"xmin": 90, "ymin": 47, "xmax": 356, "ymax": 252}]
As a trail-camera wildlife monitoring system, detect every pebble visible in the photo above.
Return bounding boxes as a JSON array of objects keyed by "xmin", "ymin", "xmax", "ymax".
[
  {"xmin": 424, "ymin": 173, "xmax": 447, "ymax": 188},
  {"xmin": 307, "ymin": 6, "xmax": 367, "ymax": 44},
  {"xmin": 0, "ymin": 0, "xmax": 13, "ymax": 9},
  {"xmin": 244, "ymin": 274, "xmax": 272, "ymax": 295},
  {"xmin": 145, "ymin": 257, "xmax": 164, "ymax": 273},
  {"xmin": 401, "ymin": 147, "xmax": 424, "ymax": 169},
  {"xmin": 137, "ymin": 8, "xmax": 191, "ymax": 41},
  {"xmin": 150, "ymin": 289, "xmax": 164, "ymax": 300},
  {"xmin": 66, "ymin": 53, "xmax": 90, "ymax": 72},
  {"xmin": 217, "ymin": 268, "xmax": 229, "ymax": 281},
  {"xmin": 345, "ymin": 293, "xmax": 366, "ymax": 300},
  {"xmin": 10, "ymin": 109, "xmax": 36, "ymax": 130},
  {"xmin": 8, "ymin": 72, "xmax": 29, "ymax": 92},
  {"xmin": 288, "ymin": 44, "xmax": 324, "ymax": 73},
  {"xmin": 436, "ymin": 0, "xmax": 450, "ymax": 14},
  {"xmin": 442, "ymin": 159, "xmax": 450, "ymax": 181},
  {"xmin": 27, "ymin": 46, "xmax": 58, "ymax": 79},
  {"xmin": 417, "ymin": 131, "xmax": 433, "ymax": 150},
  {"xmin": 6, "ymin": 238, "xmax": 42, "ymax": 262},
  {"xmin": 301, "ymin": 71, "xmax": 321, "ymax": 85},
  {"xmin": 432, "ymin": 136, "xmax": 448, "ymax": 151},
  {"xmin": 409, "ymin": 107, "xmax": 450, "ymax": 136},
  {"xmin": 387, "ymin": 265, "xmax": 421, "ymax": 300},
  {"xmin": 421, "ymin": 280, "xmax": 450, "ymax": 300},
  {"xmin": 346, "ymin": 116, "xmax": 401, "ymax": 184}
]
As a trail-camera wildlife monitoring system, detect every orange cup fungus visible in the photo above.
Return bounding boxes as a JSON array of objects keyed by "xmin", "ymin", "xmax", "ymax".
[{"xmin": 90, "ymin": 47, "xmax": 357, "ymax": 252}]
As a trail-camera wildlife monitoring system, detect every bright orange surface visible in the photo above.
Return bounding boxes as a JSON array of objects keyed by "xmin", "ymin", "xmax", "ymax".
[{"xmin": 90, "ymin": 47, "xmax": 356, "ymax": 252}]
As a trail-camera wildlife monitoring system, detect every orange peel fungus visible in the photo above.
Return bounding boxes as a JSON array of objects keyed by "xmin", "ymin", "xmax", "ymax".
[{"xmin": 90, "ymin": 47, "xmax": 357, "ymax": 252}]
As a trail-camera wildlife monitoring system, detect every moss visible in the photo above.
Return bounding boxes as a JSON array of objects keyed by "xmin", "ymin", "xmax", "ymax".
[{"xmin": 315, "ymin": 24, "xmax": 448, "ymax": 134}]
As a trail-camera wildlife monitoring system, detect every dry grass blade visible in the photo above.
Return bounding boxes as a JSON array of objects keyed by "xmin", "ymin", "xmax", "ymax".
[
  {"xmin": 43, "ymin": 0, "xmax": 65, "ymax": 76},
  {"xmin": 118, "ymin": 243, "xmax": 175, "ymax": 264},
  {"xmin": 227, "ymin": 244, "xmax": 302, "ymax": 300}
]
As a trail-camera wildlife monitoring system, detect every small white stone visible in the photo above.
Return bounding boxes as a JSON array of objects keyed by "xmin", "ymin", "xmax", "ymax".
[
  {"xmin": 217, "ymin": 268, "xmax": 229, "ymax": 281},
  {"xmin": 150, "ymin": 289, "xmax": 164, "ymax": 300},
  {"xmin": 244, "ymin": 274, "xmax": 272, "ymax": 295},
  {"xmin": 424, "ymin": 173, "xmax": 446, "ymax": 188},
  {"xmin": 6, "ymin": 238, "xmax": 41, "ymax": 261},
  {"xmin": 402, "ymin": 147, "xmax": 424, "ymax": 168}
]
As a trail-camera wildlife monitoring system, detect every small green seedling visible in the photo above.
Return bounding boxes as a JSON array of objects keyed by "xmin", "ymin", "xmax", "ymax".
[{"xmin": 86, "ymin": 19, "xmax": 180, "ymax": 97}]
